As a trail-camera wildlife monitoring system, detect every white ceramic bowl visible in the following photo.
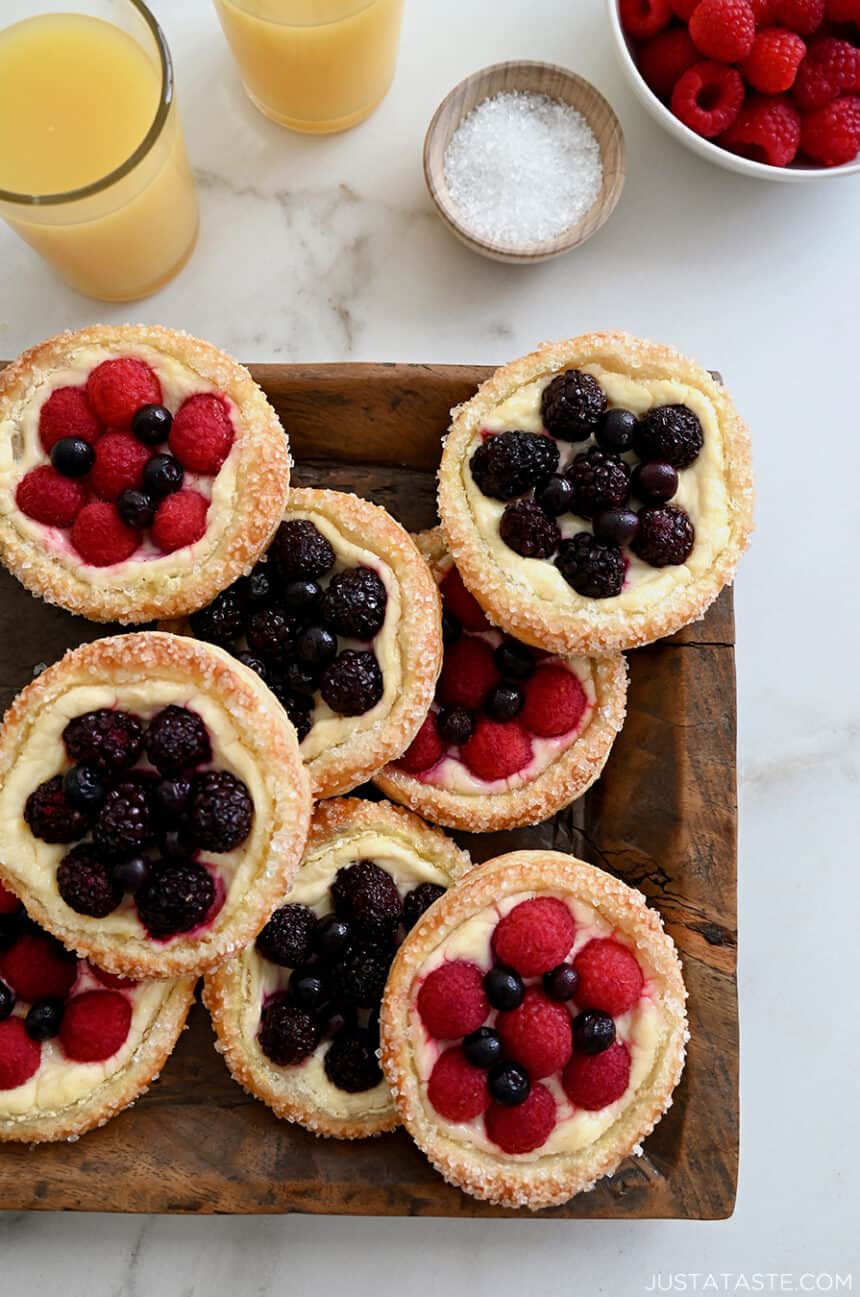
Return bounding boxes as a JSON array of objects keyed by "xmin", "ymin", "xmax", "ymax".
[{"xmin": 606, "ymin": 0, "xmax": 860, "ymax": 182}]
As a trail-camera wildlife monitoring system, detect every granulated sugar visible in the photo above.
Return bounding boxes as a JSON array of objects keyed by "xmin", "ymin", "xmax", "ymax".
[{"xmin": 443, "ymin": 91, "xmax": 603, "ymax": 247}]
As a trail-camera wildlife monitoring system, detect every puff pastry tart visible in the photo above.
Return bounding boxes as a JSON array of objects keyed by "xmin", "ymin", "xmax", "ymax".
[
  {"xmin": 165, "ymin": 488, "xmax": 442, "ymax": 799},
  {"xmin": 0, "ymin": 324, "xmax": 290, "ymax": 623},
  {"xmin": 0, "ymin": 883, "xmax": 194, "ymax": 1143},
  {"xmin": 380, "ymin": 852, "xmax": 688, "ymax": 1210},
  {"xmin": 204, "ymin": 797, "xmax": 470, "ymax": 1139},
  {"xmin": 375, "ymin": 529, "xmax": 626, "ymax": 832},
  {"xmin": 437, "ymin": 333, "xmax": 753, "ymax": 654},
  {"xmin": 0, "ymin": 632, "xmax": 312, "ymax": 980}
]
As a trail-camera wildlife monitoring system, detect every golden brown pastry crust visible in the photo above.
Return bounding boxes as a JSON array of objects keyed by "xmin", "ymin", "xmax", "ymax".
[
  {"xmin": 437, "ymin": 333, "xmax": 754, "ymax": 654},
  {"xmin": 0, "ymin": 324, "xmax": 290, "ymax": 623},
  {"xmin": 204, "ymin": 797, "xmax": 471, "ymax": 1140},
  {"xmin": 380, "ymin": 851, "xmax": 688, "ymax": 1209},
  {"xmin": 374, "ymin": 529, "xmax": 627, "ymax": 831},
  {"xmin": 0, "ymin": 632, "xmax": 312, "ymax": 979}
]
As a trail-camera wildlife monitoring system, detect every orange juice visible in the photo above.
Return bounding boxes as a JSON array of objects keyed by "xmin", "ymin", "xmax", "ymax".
[
  {"xmin": 0, "ymin": 11, "xmax": 198, "ymax": 301},
  {"xmin": 213, "ymin": 0, "xmax": 404, "ymax": 133}
]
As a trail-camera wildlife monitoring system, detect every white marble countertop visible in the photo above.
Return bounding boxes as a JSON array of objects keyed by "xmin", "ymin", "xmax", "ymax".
[{"xmin": 1, "ymin": 0, "xmax": 858, "ymax": 1292}]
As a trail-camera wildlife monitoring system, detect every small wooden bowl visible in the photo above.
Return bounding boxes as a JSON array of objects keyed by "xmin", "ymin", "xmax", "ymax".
[{"xmin": 423, "ymin": 61, "xmax": 626, "ymax": 264}]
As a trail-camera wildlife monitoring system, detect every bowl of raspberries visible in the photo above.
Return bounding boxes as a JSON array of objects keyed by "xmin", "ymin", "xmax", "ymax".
[{"xmin": 609, "ymin": 0, "xmax": 860, "ymax": 176}]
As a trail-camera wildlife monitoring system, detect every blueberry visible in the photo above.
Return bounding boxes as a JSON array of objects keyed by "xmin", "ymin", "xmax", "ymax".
[
  {"xmin": 235, "ymin": 652, "xmax": 269, "ymax": 683},
  {"xmin": 158, "ymin": 830, "xmax": 185, "ymax": 859},
  {"xmin": 142, "ymin": 453, "xmax": 183, "ymax": 499},
  {"xmin": 493, "ymin": 641, "xmax": 535, "ymax": 681},
  {"xmin": 25, "ymin": 997, "xmax": 64, "ymax": 1041},
  {"xmin": 595, "ymin": 407, "xmax": 636, "ymax": 454},
  {"xmin": 244, "ymin": 564, "xmax": 274, "ymax": 606},
  {"xmin": 117, "ymin": 489, "xmax": 156, "ymax": 530},
  {"xmin": 488, "ymin": 1060, "xmax": 530, "ymax": 1107},
  {"xmin": 63, "ymin": 764, "xmax": 105, "ymax": 811},
  {"xmin": 280, "ymin": 659, "xmax": 319, "ymax": 696},
  {"xmin": 437, "ymin": 706, "xmax": 474, "ymax": 746},
  {"xmin": 50, "ymin": 436, "xmax": 95, "ymax": 478},
  {"xmin": 572, "ymin": 1009, "xmax": 616, "ymax": 1056},
  {"xmin": 298, "ymin": 625, "xmax": 338, "ymax": 667},
  {"xmin": 536, "ymin": 474, "xmax": 575, "ymax": 517},
  {"xmin": 154, "ymin": 778, "xmax": 192, "ymax": 822},
  {"xmin": 289, "ymin": 965, "xmax": 331, "ymax": 1014},
  {"xmin": 132, "ymin": 404, "xmax": 173, "ymax": 445},
  {"xmin": 631, "ymin": 461, "xmax": 678, "ymax": 505},
  {"xmin": 0, "ymin": 979, "xmax": 15, "ymax": 1022},
  {"xmin": 593, "ymin": 508, "xmax": 640, "ymax": 546},
  {"xmin": 442, "ymin": 611, "xmax": 462, "ymax": 646},
  {"xmin": 463, "ymin": 1026, "xmax": 503, "ymax": 1069},
  {"xmin": 485, "ymin": 684, "xmax": 523, "ymax": 722},
  {"xmin": 284, "ymin": 580, "xmax": 322, "ymax": 613},
  {"xmin": 113, "ymin": 856, "xmax": 150, "ymax": 894},
  {"xmin": 315, "ymin": 914, "xmax": 352, "ymax": 962},
  {"xmin": 483, "ymin": 965, "xmax": 525, "ymax": 1011},
  {"xmin": 543, "ymin": 963, "xmax": 579, "ymax": 1002}
]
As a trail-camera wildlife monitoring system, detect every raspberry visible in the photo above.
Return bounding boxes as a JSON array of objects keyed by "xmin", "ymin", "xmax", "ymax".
[
  {"xmin": 70, "ymin": 501, "xmax": 140, "ymax": 566},
  {"xmin": 259, "ymin": 995, "xmax": 319, "ymax": 1065},
  {"xmin": 89, "ymin": 432, "xmax": 151, "ymax": 501},
  {"xmin": 397, "ymin": 714, "xmax": 445, "ymax": 773},
  {"xmin": 521, "ymin": 664, "xmax": 588, "ymax": 738},
  {"xmin": 189, "ymin": 770, "xmax": 254, "ymax": 852},
  {"xmin": 437, "ymin": 636, "xmax": 501, "ymax": 710},
  {"xmin": 800, "ymin": 93, "xmax": 860, "ymax": 161},
  {"xmin": 16, "ymin": 465, "xmax": 87, "ymax": 527},
  {"xmin": 0, "ymin": 933, "xmax": 77, "ymax": 1003},
  {"xmin": 86, "ymin": 358, "xmax": 162, "ymax": 428},
  {"xmin": 497, "ymin": 988, "xmax": 572, "ymax": 1078},
  {"xmin": 247, "ymin": 608, "xmax": 300, "ymax": 663},
  {"xmin": 485, "ymin": 1083, "xmax": 556, "ymax": 1154},
  {"xmin": 168, "ymin": 393, "xmax": 235, "ymax": 475},
  {"xmin": 567, "ymin": 448, "xmax": 631, "ymax": 519},
  {"xmin": 750, "ymin": 0, "xmax": 778, "ymax": 20},
  {"xmin": 324, "ymin": 1028, "xmax": 383, "ymax": 1092},
  {"xmin": 427, "ymin": 1047, "xmax": 491, "ymax": 1121},
  {"xmin": 152, "ymin": 490, "xmax": 209, "ymax": 553},
  {"xmin": 574, "ymin": 938, "xmax": 644, "ymax": 1016},
  {"xmin": 64, "ymin": 708, "xmax": 144, "ymax": 772},
  {"xmin": 321, "ymin": 649, "xmax": 384, "ymax": 716},
  {"xmin": 824, "ymin": 0, "xmax": 860, "ymax": 16},
  {"xmin": 461, "ymin": 717, "xmax": 532, "ymax": 781},
  {"xmin": 136, "ymin": 859, "xmax": 215, "ymax": 937},
  {"xmin": 90, "ymin": 966, "xmax": 138, "ymax": 990},
  {"xmin": 563, "ymin": 1040, "xmax": 631, "ymax": 1111},
  {"xmin": 671, "ymin": 61, "xmax": 746, "ymax": 136},
  {"xmin": 24, "ymin": 775, "xmax": 91, "ymax": 843},
  {"xmin": 0, "ymin": 1017, "xmax": 41, "ymax": 1090},
  {"xmin": 541, "ymin": 370, "xmax": 607, "ymax": 442},
  {"xmin": 38, "ymin": 386, "xmax": 102, "ymax": 453},
  {"xmin": 331, "ymin": 860, "xmax": 403, "ymax": 934},
  {"xmin": 320, "ymin": 566, "xmax": 388, "ymax": 640},
  {"xmin": 689, "ymin": 0, "xmax": 756, "ymax": 60},
  {"xmin": 638, "ymin": 26, "xmax": 699, "ymax": 99},
  {"xmin": 57, "ymin": 845, "xmax": 123, "ymax": 918},
  {"xmin": 0, "ymin": 883, "xmax": 19, "ymax": 916},
  {"xmin": 492, "ymin": 897, "xmax": 575, "ymax": 978},
  {"xmin": 60, "ymin": 990, "xmax": 131, "ymax": 1063},
  {"xmin": 556, "ymin": 533, "xmax": 625, "ymax": 599},
  {"xmin": 256, "ymin": 903, "xmax": 316, "ymax": 966},
  {"xmin": 470, "ymin": 431, "xmax": 559, "ymax": 500},
  {"xmin": 634, "ymin": 404, "xmax": 705, "ymax": 467},
  {"xmin": 672, "ymin": 0, "xmax": 700, "ymax": 17},
  {"xmin": 270, "ymin": 519, "xmax": 336, "ymax": 580},
  {"xmin": 439, "ymin": 567, "xmax": 490, "ymax": 631},
  {"xmin": 145, "ymin": 705, "xmax": 211, "ymax": 775},
  {"xmin": 772, "ymin": 0, "xmax": 825, "ymax": 31},
  {"xmin": 632, "ymin": 505, "xmax": 695, "ymax": 566},
  {"xmin": 499, "ymin": 500, "xmax": 560, "ymax": 558},
  {"xmin": 330, "ymin": 939, "xmax": 393, "ymax": 1008},
  {"xmin": 417, "ymin": 961, "xmax": 489, "ymax": 1039},
  {"xmin": 794, "ymin": 38, "xmax": 860, "ymax": 108},
  {"xmin": 619, "ymin": 0, "xmax": 674, "ymax": 40},
  {"xmin": 742, "ymin": 26, "xmax": 807, "ymax": 90},
  {"xmin": 403, "ymin": 883, "xmax": 446, "ymax": 930}
]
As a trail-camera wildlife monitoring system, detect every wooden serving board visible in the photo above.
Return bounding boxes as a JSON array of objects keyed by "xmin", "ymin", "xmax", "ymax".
[{"xmin": 0, "ymin": 364, "xmax": 739, "ymax": 1218}]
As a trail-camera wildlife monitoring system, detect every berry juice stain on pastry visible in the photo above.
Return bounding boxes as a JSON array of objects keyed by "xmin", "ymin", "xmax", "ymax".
[
  {"xmin": 437, "ymin": 333, "xmax": 754, "ymax": 654},
  {"xmin": 0, "ymin": 632, "xmax": 311, "ymax": 980},
  {"xmin": 165, "ymin": 488, "xmax": 443, "ymax": 800},
  {"xmin": 375, "ymin": 529, "xmax": 627, "ymax": 833},
  {"xmin": 0, "ymin": 325, "xmax": 291, "ymax": 623},
  {"xmin": 204, "ymin": 798, "xmax": 470, "ymax": 1139},
  {"xmin": 380, "ymin": 852, "xmax": 688, "ymax": 1209}
]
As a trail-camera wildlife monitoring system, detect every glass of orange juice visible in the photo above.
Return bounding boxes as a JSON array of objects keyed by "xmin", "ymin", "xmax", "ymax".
[
  {"xmin": 213, "ymin": 0, "xmax": 405, "ymax": 134},
  {"xmin": 0, "ymin": 0, "xmax": 199, "ymax": 302}
]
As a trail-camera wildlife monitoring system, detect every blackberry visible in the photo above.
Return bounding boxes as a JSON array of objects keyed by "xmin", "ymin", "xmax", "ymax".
[
  {"xmin": 256, "ymin": 903, "xmax": 317, "ymax": 967},
  {"xmin": 567, "ymin": 448, "xmax": 631, "ymax": 519},
  {"xmin": 469, "ymin": 431, "xmax": 559, "ymax": 501},
  {"xmin": 270, "ymin": 685, "xmax": 313, "ymax": 742},
  {"xmin": 93, "ymin": 781, "xmax": 156, "ymax": 862},
  {"xmin": 331, "ymin": 939, "xmax": 393, "ymax": 1008},
  {"xmin": 555, "ymin": 533, "xmax": 625, "ymax": 599},
  {"xmin": 541, "ymin": 370, "xmax": 607, "ymax": 441},
  {"xmin": 494, "ymin": 640, "xmax": 535, "ymax": 681},
  {"xmin": 297, "ymin": 625, "xmax": 337, "ymax": 667},
  {"xmin": 324, "ymin": 1028, "xmax": 382, "ymax": 1093},
  {"xmin": 189, "ymin": 770, "xmax": 254, "ymax": 852},
  {"xmin": 63, "ymin": 708, "xmax": 144, "ymax": 772},
  {"xmin": 25, "ymin": 998, "xmax": 65, "ymax": 1042},
  {"xmin": 536, "ymin": 473, "xmax": 575, "ymax": 517},
  {"xmin": 499, "ymin": 499, "xmax": 560, "ymax": 558},
  {"xmin": 57, "ymin": 844, "xmax": 123, "ymax": 918},
  {"xmin": 320, "ymin": 566, "xmax": 388, "ymax": 640},
  {"xmin": 331, "ymin": 860, "xmax": 402, "ymax": 934},
  {"xmin": 485, "ymin": 684, "xmax": 524, "ymax": 721},
  {"xmin": 402, "ymin": 883, "xmax": 446, "ymax": 930},
  {"xmin": 634, "ymin": 404, "xmax": 704, "ymax": 469},
  {"xmin": 270, "ymin": 519, "xmax": 336, "ymax": 581},
  {"xmin": 190, "ymin": 586, "xmax": 245, "ymax": 647},
  {"xmin": 314, "ymin": 914, "xmax": 352, "ymax": 963},
  {"xmin": 235, "ymin": 651, "xmax": 270, "ymax": 683},
  {"xmin": 24, "ymin": 775, "xmax": 91, "ymax": 844},
  {"xmin": 145, "ymin": 705, "xmax": 211, "ymax": 775},
  {"xmin": 258, "ymin": 995, "xmax": 319, "ymax": 1066},
  {"xmin": 595, "ymin": 407, "xmax": 636, "ymax": 453},
  {"xmin": 136, "ymin": 858, "xmax": 215, "ymax": 937},
  {"xmin": 631, "ymin": 460, "xmax": 678, "ymax": 505},
  {"xmin": 572, "ymin": 1009, "xmax": 616, "ymax": 1055},
  {"xmin": 631, "ymin": 505, "xmax": 695, "ymax": 567},
  {"xmin": 320, "ymin": 650, "xmax": 383, "ymax": 717},
  {"xmin": 246, "ymin": 607, "xmax": 299, "ymax": 665},
  {"xmin": 437, "ymin": 705, "xmax": 474, "ymax": 746}
]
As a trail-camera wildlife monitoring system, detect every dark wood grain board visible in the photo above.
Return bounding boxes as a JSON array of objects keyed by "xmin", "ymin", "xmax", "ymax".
[{"xmin": 0, "ymin": 364, "xmax": 738, "ymax": 1218}]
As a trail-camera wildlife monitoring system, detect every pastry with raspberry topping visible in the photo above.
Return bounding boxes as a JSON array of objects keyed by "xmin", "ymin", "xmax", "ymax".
[{"xmin": 0, "ymin": 325, "xmax": 290, "ymax": 623}]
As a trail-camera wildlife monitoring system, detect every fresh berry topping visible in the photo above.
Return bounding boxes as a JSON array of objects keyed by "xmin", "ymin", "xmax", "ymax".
[
  {"xmin": 541, "ymin": 370, "xmax": 607, "ymax": 441},
  {"xmin": 288, "ymin": 965, "xmax": 331, "ymax": 1014},
  {"xmin": 259, "ymin": 995, "xmax": 319, "ymax": 1065},
  {"xmin": 673, "ymin": 0, "xmax": 701, "ymax": 17},
  {"xmin": 441, "ymin": 610, "xmax": 462, "ymax": 645},
  {"xmin": 499, "ymin": 499, "xmax": 561, "ymax": 558},
  {"xmin": 638, "ymin": 26, "xmax": 699, "ymax": 99},
  {"xmin": 331, "ymin": 860, "xmax": 403, "ymax": 934},
  {"xmin": 0, "ymin": 980, "xmax": 14, "ymax": 1021},
  {"xmin": 281, "ymin": 658, "xmax": 319, "ymax": 694},
  {"xmin": 620, "ymin": 0, "xmax": 674, "ymax": 36},
  {"xmin": 314, "ymin": 914, "xmax": 353, "ymax": 962},
  {"xmin": 64, "ymin": 708, "xmax": 143, "ymax": 772},
  {"xmin": 492, "ymin": 898, "xmax": 575, "ymax": 978},
  {"xmin": 521, "ymin": 663, "xmax": 587, "ymax": 738},
  {"xmin": 0, "ymin": 933, "xmax": 77, "ymax": 1003},
  {"xmin": 86, "ymin": 358, "xmax": 162, "ymax": 427},
  {"xmin": 189, "ymin": 770, "xmax": 253, "ymax": 852},
  {"xmin": 38, "ymin": 386, "xmax": 102, "ymax": 453},
  {"xmin": 485, "ymin": 683, "xmax": 524, "ymax": 721},
  {"xmin": 132, "ymin": 403, "xmax": 172, "ymax": 446},
  {"xmin": 256, "ymin": 903, "xmax": 316, "ymax": 966},
  {"xmin": 94, "ymin": 780, "xmax": 156, "ymax": 861},
  {"xmin": 574, "ymin": 938, "xmax": 645, "ymax": 1016},
  {"xmin": 247, "ymin": 607, "xmax": 299, "ymax": 663},
  {"xmin": 483, "ymin": 965, "xmax": 526, "ymax": 1014},
  {"xmin": 596, "ymin": 407, "xmax": 638, "ymax": 453},
  {"xmin": 824, "ymin": 0, "xmax": 860, "ymax": 16},
  {"xmin": 324, "ymin": 1028, "xmax": 383, "ymax": 1092},
  {"xmin": 403, "ymin": 883, "xmax": 446, "ymax": 930},
  {"xmin": 462, "ymin": 1025, "xmax": 503, "ymax": 1069},
  {"xmin": 470, "ymin": 431, "xmax": 559, "ymax": 500},
  {"xmin": 800, "ymin": 93, "xmax": 860, "ymax": 163},
  {"xmin": 742, "ymin": 26, "xmax": 807, "ymax": 91},
  {"xmin": 70, "ymin": 502, "xmax": 141, "ymax": 566},
  {"xmin": 486, "ymin": 1082, "xmax": 556, "ymax": 1153},
  {"xmin": 136, "ymin": 859, "xmax": 215, "ymax": 937},
  {"xmin": 25, "ymin": 997, "xmax": 64, "ymax": 1041},
  {"xmin": 487, "ymin": 1059, "xmax": 531, "ymax": 1108},
  {"xmin": 331, "ymin": 939, "xmax": 393, "ymax": 1008},
  {"xmin": 437, "ymin": 636, "xmax": 501, "ymax": 711},
  {"xmin": 271, "ymin": 519, "xmax": 336, "ymax": 580},
  {"xmin": 593, "ymin": 507, "xmax": 640, "ymax": 546},
  {"xmin": 794, "ymin": 38, "xmax": 860, "ymax": 109},
  {"xmin": 721, "ymin": 90, "xmax": 803, "ymax": 162},
  {"xmin": 169, "ymin": 393, "xmax": 234, "ymax": 474},
  {"xmin": 563, "ymin": 1039, "xmax": 631, "ymax": 1110},
  {"xmin": 236, "ymin": 652, "xmax": 270, "ymax": 684},
  {"xmin": 24, "ymin": 775, "xmax": 91, "ymax": 843},
  {"xmin": 567, "ymin": 447, "xmax": 631, "ymax": 519},
  {"xmin": 51, "ymin": 435, "xmax": 95, "ymax": 479},
  {"xmin": 57, "ymin": 845, "xmax": 123, "ymax": 917},
  {"xmin": 146, "ymin": 705, "xmax": 211, "ymax": 775},
  {"xmin": 283, "ymin": 578, "xmax": 322, "ymax": 613},
  {"xmin": 397, "ymin": 714, "xmax": 445, "ymax": 773},
  {"xmin": 671, "ymin": 60, "xmax": 746, "ymax": 136},
  {"xmin": 535, "ymin": 473, "xmax": 575, "ymax": 516},
  {"xmin": 497, "ymin": 987, "xmax": 572, "ymax": 1078},
  {"xmin": 273, "ymin": 687, "xmax": 314, "ymax": 742},
  {"xmin": 494, "ymin": 640, "xmax": 536, "ymax": 681},
  {"xmin": 320, "ymin": 566, "xmax": 388, "ymax": 639},
  {"xmin": 417, "ymin": 960, "xmax": 489, "ymax": 1039},
  {"xmin": 439, "ymin": 567, "xmax": 490, "ymax": 631},
  {"xmin": 690, "ymin": 0, "xmax": 756, "ymax": 59},
  {"xmin": 16, "ymin": 466, "xmax": 86, "ymax": 527},
  {"xmin": 543, "ymin": 963, "xmax": 579, "ymax": 1002},
  {"xmin": 0, "ymin": 1017, "xmax": 41, "ymax": 1090},
  {"xmin": 460, "ymin": 716, "xmax": 531, "ymax": 781},
  {"xmin": 190, "ymin": 588, "xmax": 244, "ymax": 649},
  {"xmin": 89, "ymin": 432, "xmax": 150, "ymax": 500},
  {"xmin": 142, "ymin": 452, "xmax": 184, "ymax": 498},
  {"xmin": 113, "ymin": 856, "xmax": 150, "ymax": 895},
  {"xmin": 635, "ymin": 404, "xmax": 704, "ymax": 467},
  {"xmin": 632, "ymin": 504, "xmax": 695, "ymax": 566},
  {"xmin": 152, "ymin": 490, "xmax": 209, "ymax": 553},
  {"xmin": 572, "ymin": 1009, "xmax": 617, "ymax": 1055},
  {"xmin": 297, "ymin": 625, "xmax": 338, "ymax": 667},
  {"xmin": 427, "ymin": 1046, "xmax": 491, "ymax": 1120},
  {"xmin": 556, "ymin": 533, "xmax": 625, "ymax": 599},
  {"xmin": 0, "ymin": 884, "xmax": 19, "ymax": 916},
  {"xmin": 773, "ymin": 0, "xmax": 825, "ymax": 31},
  {"xmin": 435, "ymin": 707, "xmax": 473, "ymax": 748},
  {"xmin": 631, "ymin": 460, "xmax": 679, "ymax": 504},
  {"xmin": 117, "ymin": 488, "xmax": 156, "ymax": 530},
  {"xmin": 320, "ymin": 649, "xmax": 384, "ymax": 716}
]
